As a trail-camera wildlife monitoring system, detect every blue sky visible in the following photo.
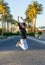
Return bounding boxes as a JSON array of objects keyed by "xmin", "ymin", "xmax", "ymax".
[{"xmin": 4, "ymin": 0, "xmax": 45, "ymax": 27}]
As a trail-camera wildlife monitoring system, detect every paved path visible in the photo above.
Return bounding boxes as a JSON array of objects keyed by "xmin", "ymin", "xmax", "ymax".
[{"xmin": 0, "ymin": 36, "xmax": 45, "ymax": 65}]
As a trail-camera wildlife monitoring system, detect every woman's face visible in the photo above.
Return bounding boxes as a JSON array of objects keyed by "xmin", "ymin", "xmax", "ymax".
[
  {"xmin": 20, "ymin": 23, "xmax": 25, "ymax": 28},
  {"xmin": 21, "ymin": 25, "xmax": 25, "ymax": 28}
]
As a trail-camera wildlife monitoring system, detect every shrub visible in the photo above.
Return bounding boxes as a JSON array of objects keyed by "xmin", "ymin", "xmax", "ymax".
[
  {"xmin": 26, "ymin": 32, "xmax": 35, "ymax": 36},
  {"xmin": 3, "ymin": 31, "xmax": 20, "ymax": 36},
  {"xmin": 37, "ymin": 31, "xmax": 42, "ymax": 35},
  {"xmin": 3, "ymin": 32, "xmax": 13, "ymax": 36},
  {"xmin": 13, "ymin": 31, "xmax": 20, "ymax": 35}
]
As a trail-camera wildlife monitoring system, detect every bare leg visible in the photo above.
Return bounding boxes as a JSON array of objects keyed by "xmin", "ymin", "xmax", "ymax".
[{"xmin": 16, "ymin": 41, "xmax": 22, "ymax": 47}]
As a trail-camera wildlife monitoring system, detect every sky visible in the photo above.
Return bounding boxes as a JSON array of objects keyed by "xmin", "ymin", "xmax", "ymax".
[{"xmin": 4, "ymin": 0, "xmax": 45, "ymax": 27}]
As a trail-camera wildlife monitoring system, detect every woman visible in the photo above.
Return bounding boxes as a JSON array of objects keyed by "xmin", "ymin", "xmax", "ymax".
[{"xmin": 16, "ymin": 21, "xmax": 28, "ymax": 50}]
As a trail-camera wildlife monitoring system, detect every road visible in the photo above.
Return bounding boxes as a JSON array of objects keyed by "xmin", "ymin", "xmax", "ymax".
[{"xmin": 0, "ymin": 36, "xmax": 45, "ymax": 65}]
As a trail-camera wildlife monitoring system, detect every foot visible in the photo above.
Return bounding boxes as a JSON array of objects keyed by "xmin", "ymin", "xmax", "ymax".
[
  {"xmin": 16, "ymin": 42, "xmax": 20, "ymax": 47},
  {"xmin": 16, "ymin": 41, "xmax": 22, "ymax": 47}
]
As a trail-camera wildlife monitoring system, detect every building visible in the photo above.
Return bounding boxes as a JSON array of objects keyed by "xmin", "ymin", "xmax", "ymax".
[{"xmin": 38, "ymin": 26, "xmax": 45, "ymax": 33}]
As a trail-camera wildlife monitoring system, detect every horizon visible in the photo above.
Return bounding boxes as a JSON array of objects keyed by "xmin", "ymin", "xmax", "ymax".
[{"xmin": 4, "ymin": 0, "xmax": 45, "ymax": 27}]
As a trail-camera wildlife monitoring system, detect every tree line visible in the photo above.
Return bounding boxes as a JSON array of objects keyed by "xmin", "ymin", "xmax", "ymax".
[{"xmin": 0, "ymin": 0, "xmax": 43, "ymax": 36}]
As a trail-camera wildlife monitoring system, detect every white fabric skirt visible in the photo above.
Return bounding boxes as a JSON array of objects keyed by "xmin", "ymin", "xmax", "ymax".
[{"xmin": 19, "ymin": 39, "xmax": 28, "ymax": 50}]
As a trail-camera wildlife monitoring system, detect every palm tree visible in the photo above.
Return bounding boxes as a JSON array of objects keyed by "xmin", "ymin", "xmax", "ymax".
[
  {"xmin": 5, "ymin": 13, "xmax": 13, "ymax": 32},
  {"xmin": 0, "ymin": 1, "xmax": 10, "ymax": 35},
  {"xmin": 25, "ymin": 17, "xmax": 32, "ymax": 32},
  {"xmin": 11, "ymin": 19, "xmax": 16, "ymax": 32},
  {"xmin": 25, "ymin": 1, "xmax": 43, "ymax": 36}
]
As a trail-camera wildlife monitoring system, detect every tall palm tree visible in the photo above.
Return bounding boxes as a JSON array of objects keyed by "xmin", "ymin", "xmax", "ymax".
[
  {"xmin": 0, "ymin": 1, "xmax": 10, "ymax": 34},
  {"xmin": 25, "ymin": 1, "xmax": 43, "ymax": 36},
  {"xmin": 11, "ymin": 19, "xmax": 16, "ymax": 32},
  {"xmin": 25, "ymin": 17, "xmax": 32, "ymax": 32},
  {"xmin": 5, "ymin": 13, "xmax": 13, "ymax": 32}
]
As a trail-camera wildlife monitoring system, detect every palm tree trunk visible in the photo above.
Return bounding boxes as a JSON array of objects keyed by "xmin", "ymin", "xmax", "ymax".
[
  {"xmin": 11, "ymin": 23, "xmax": 12, "ymax": 32},
  {"xmin": 2, "ymin": 21, "xmax": 4, "ymax": 35},
  {"xmin": 2, "ymin": 13, "xmax": 6, "ymax": 35},
  {"xmin": 34, "ymin": 18, "xmax": 36, "ymax": 37},
  {"xmin": 4, "ymin": 21, "xmax": 6, "ymax": 32},
  {"xmin": 32, "ymin": 18, "xmax": 36, "ymax": 36},
  {"xmin": 2, "ymin": 21, "xmax": 6, "ymax": 32},
  {"xmin": 2, "ymin": 18, "xmax": 6, "ymax": 35},
  {"xmin": 7, "ymin": 22, "xmax": 9, "ymax": 32}
]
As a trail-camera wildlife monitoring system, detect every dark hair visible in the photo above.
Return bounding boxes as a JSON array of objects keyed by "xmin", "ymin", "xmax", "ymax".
[{"xmin": 22, "ymin": 23, "xmax": 26, "ymax": 26}]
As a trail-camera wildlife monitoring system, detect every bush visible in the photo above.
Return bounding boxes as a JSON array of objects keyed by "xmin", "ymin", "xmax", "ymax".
[
  {"xmin": 3, "ymin": 31, "xmax": 20, "ymax": 36},
  {"xmin": 26, "ymin": 32, "xmax": 35, "ymax": 36},
  {"xmin": 37, "ymin": 31, "xmax": 42, "ymax": 35},
  {"xmin": 3, "ymin": 32, "xmax": 13, "ymax": 36},
  {"xmin": 13, "ymin": 32, "xmax": 20, "ymax": 35},
  {"xmin": 38, "ymin": 31, "xmax": 42, "ymax": 34}
]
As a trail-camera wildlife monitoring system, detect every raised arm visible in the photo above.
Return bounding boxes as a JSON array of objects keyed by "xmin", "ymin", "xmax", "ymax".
[
  {"xmin": 17, "ymin": 16, "xmax": 22, "ymax": 29},
  {"xmin": 20, "ymin": 17, "xmax": 25, "ymax": 22}
]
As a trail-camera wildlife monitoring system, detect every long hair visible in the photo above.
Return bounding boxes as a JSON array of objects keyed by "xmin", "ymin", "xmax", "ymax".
[{"xmin": 22, "ymin": 22, "xmax": 26, "ymax": 27}]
